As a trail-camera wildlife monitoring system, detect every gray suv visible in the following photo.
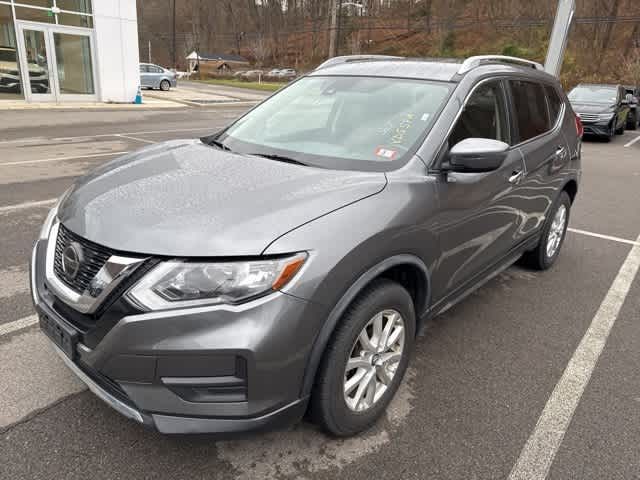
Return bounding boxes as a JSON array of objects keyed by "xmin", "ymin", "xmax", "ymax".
[{"xmin": 31, "ymin": 55, "xmax": 581, "ymax": 437}]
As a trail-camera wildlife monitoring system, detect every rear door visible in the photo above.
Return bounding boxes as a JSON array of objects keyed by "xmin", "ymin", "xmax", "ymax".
[
  {"xmin": 432, "ymin": 79, "xmax": 527, "ymax": 299},
  {"xmin": 507, "ymin": 79, "xmax": 569, "ymax": 240}
]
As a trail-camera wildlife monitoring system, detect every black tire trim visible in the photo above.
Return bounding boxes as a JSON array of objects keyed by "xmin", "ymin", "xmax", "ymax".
[
  {"xmin": 521, "ymin": 190, "xmax": 571, "ymax": 270},
  {"xmin": 310, "ymin": 278, "xmax": 416, "ymax": 436},
  {"xmin": 299, "ymin": 254, "xmax": 430, "ymax": 397}
]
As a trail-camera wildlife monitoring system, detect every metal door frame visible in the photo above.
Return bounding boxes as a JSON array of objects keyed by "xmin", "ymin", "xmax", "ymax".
[{"xmin": 16, "ymin": 20, "xmax": 98, "ymax": 102}]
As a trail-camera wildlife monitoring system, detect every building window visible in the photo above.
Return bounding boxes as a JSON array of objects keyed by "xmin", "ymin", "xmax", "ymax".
[
  {"xmin": 14, "ymin": 6, "xmax": 56, "ymax": 24},
  {"xmin": 0, "ymin": 4, "xmax": 24, "ymax": 100},
  {"xmin": 56, "ymin": 0, "xmax": 91, "ymax": 14},
  {"xmin": 14, "ymin": 0, "xmax": 54, "ymax": 7},
  {"xmin": 0, "ymin": 1, "xmax": 94, "ymax": 28},
  {"xmin": 57, "ymin": 11, "xmax": 92, "ymax": 28}
]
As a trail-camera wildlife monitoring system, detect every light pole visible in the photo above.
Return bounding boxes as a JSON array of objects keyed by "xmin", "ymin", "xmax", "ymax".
[
  {"xmin": 545, "ymin": 0, "xmax": 576, "ymax": 78},
  {"xmin": 328, "ymin": 1, "xmax": 366, "ymax": 58}
]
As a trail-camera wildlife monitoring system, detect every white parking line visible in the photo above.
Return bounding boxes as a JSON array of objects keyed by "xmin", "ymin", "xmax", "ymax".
[
  {"xmin": 115, "ymin": 134, "xmax": 156, "ymax": 144},
  {"xmin": 0, "ymin": 315, "xmax": 38, "ymax": 337},
  {"xmin": 0, "ymin": 151, "xmax": 128, "ymax": 167},
  {"xmin": 0, "ymin": 198, "xmax": 56, "ymax": 214},
  {"xmin": 567, "ymin": 227, "xmax": 640, "ymax": 246},
  {"xmin": 508, "ymin": 232, "xmax": 640, "ymax": 480},
  {"xmin": 0, "ymin": 127, "xmax": 214, "ymax": 146},
  {"xmin": 624, "ymin": 134, "xmax": 640, "ymax": 147}
]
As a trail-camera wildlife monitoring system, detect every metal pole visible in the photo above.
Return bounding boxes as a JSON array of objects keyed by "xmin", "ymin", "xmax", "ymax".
[
  {"xmin": 172, "ymin": 0, "xmax": 176, "ymax": 69},
  {"xmin": 328, "ymin": 0, "xmax": 339, "ymax": 58},
  {"xmin": 545, "ymin": 0, "xmax": 576, "ymax": 78}
]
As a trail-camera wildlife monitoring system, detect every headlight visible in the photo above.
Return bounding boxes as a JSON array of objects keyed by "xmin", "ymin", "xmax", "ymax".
[{"xmin": 127, "ymin": 253, "xmax": 307, "ymax": 310}]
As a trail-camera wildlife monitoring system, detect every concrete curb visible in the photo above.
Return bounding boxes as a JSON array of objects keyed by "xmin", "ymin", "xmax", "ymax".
[{"xmin": 0, "ymin": 101, "xmax": 184, "ymax": 111}]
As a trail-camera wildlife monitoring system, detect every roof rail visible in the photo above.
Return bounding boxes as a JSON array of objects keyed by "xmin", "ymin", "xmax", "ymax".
[
  {"xmin": 458, "ymin": 55, "xmax": 543, "ymax": 74},
  {"xmin": 315, "ymin": 55, "xmax": 404, "ymax": 70}
]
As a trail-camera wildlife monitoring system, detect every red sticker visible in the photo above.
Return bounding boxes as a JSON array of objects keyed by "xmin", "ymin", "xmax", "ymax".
[{"xmin": 375, "ymin": 147, "xmax": 397, "ymax": 160}]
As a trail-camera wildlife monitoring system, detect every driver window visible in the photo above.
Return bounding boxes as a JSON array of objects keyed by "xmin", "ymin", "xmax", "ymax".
[{"xmin": 449, "ymin": 81, "xmax": 509, "ymax": 148}]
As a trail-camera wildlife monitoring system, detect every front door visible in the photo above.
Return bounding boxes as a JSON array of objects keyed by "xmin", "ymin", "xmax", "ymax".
[
  {"xmin": 18, "ymin": 25, "xmax": 55, "ymax": 101},
  {"xmin": 17, "ymin": 22, "xmax": 97, "ymax": 102},
  {"xmin": 140, "ymin": 64, "xmax": 151, "ymax": 87},
  {"xmin": 431, "ymin": 79, "xmax": 527, "ymax": 302}
]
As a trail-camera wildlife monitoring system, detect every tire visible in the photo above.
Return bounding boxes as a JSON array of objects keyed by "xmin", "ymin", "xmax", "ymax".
[
  {"xmin": 603, "ymin": 122, "xmax": 614, "ymax": 142},
  {"xmin": 521, "ymin": 191, "xmax": 571, "ymax": 270},
  {"xmin": 311, "ymin": 278, "xmax": 416, "ymax": 437},
  {"xmin": 627, "ymin": 111, "xmax": 637, "ymax": 130},
  {"xmin": 160, "ymin": 80, "xmax": 171, "ymax": 91}
]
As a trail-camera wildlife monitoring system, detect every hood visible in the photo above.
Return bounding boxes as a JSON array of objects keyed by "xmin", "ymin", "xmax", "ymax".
[
  {"xmin": 571, "ymin": 102, "xmax": 615, "ymax": 114},
  {"xmin": 58, "ymin": 139, "xmax": 386, "ymax": 256}
]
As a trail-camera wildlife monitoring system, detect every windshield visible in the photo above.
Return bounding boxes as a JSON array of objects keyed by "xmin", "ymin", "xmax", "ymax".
[
  {"xmin": 218, "ymin": 76, "xmax": 453, "ymax": 171},
  {"xmin": 568, "ymin": 85, "xmax": 617, "ymax": 104}
]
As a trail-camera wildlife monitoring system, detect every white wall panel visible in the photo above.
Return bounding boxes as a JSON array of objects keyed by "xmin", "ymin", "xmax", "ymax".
[{"xmin": 93, "ymin": 0, "xmax": 140, "ymax": 103}]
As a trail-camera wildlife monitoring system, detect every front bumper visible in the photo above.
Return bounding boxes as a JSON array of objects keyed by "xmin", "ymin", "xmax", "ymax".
[
  {"xmin": 579, "ymin": 118, "xmax": 613, "ymax": 137},
  {"xmin": 31, "ymin": 237, "xmax": 325, "ymax": 434}
]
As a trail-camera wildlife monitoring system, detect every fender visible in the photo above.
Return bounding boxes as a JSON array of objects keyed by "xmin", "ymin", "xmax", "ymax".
[{"xmin": 300, "ymin": 254, "xmax": 431, "ymax": 397}]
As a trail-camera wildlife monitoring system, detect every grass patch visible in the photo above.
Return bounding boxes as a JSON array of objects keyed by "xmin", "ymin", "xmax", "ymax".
[{"xmin": 195, "ymin": 79, "xmax": 283, "ymax": 92}]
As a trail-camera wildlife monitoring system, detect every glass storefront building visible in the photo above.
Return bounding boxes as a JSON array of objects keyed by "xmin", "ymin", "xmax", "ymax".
[{"xmin": 0, "ymin": 1, "xmax": 139, "ymax": 103}]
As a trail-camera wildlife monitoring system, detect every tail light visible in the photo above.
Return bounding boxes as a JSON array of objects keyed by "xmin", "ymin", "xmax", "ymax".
[{"xmin": 575, "ymin": 114, "xmax": 584, "ymax": 138}]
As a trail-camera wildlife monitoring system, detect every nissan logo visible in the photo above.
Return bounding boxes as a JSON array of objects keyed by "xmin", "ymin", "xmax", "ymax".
[{"xmin": 62, "ymin": 242, "xmax": 84, "ymax": 280}]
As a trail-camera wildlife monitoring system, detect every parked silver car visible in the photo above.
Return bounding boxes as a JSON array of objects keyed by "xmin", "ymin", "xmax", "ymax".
[{"xmin": 139, "ymin": 63, "xmax": 177, "ymax": 91}]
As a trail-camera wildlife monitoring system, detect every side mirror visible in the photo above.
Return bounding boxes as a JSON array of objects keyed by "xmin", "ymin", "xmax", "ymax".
[{"xmin": 446, "ymin": 138, "xmax": 509, "ymax": 173}]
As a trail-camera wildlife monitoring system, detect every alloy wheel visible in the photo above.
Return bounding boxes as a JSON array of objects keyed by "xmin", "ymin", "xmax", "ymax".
[
  {"xmin": 546, "ymin": 204, "xmax": 567, "ymax": 258},
  {"xmin": 343, "ymin": 309, "xmax": 405, "ymax": 412}
]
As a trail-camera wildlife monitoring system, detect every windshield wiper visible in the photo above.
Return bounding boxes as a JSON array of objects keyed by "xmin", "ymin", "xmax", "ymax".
[
  {"xmin": 248, "ymin": 153, "xmax": 307, "ymax": 166},
  {"xmin": 208, "ymin": 138, "xmax": 231, "ymax": 151}
]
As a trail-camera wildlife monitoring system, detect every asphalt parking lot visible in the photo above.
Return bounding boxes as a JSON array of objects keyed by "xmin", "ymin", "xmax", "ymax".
[{"xmin": 1, "ymin": 104, "xmax": 639, "ymax": 480}]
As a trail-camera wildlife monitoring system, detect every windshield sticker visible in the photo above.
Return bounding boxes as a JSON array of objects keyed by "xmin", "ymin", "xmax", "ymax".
[
  {"xmin": 421, "ymin": 113, "xmax": 430, "ymax": 122},
  {"xmin": 375, "ymin": 147, "xmax": 397, "ymax": 160}
]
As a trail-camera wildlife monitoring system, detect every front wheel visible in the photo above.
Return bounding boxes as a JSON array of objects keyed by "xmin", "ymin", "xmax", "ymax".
[
  {"xmin": 311, "ymin": 279, "xmax": 415, "ymax": 437},
  {"xmin": 160, "ymin": 80, "xmax": 171, "ymax": 91},
  {"xmin": 521, "ymin": 191, "xmax": 571, "ymax": 270}
]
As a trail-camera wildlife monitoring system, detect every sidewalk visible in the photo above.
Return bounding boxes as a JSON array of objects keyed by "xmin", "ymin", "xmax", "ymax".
[{"xmin": 0, "ymin": 95, "xmax": 183, "ymax": 111}]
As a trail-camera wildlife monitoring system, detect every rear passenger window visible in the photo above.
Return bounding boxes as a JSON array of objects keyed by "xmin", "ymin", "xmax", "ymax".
[
  {"xmin": 510, "ymin": 80, "xmax": 550, "ymax": 142},
  {"xmin": 545, "ymin": 85, "xmax": 562, "ymax": 126},
  {"xmin": 449, "ymin": 81, "xmax": 509, "ymax": 148}
]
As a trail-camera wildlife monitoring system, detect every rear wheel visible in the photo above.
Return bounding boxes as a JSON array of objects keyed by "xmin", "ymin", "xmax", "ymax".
[
  {"xmin": 311, "ymin": 279, "xmax": 415, "ymax": 437},
  {"xmin": 160, "ymin": 80, "xmax": 171, "ymax": 91},
  {"xmin": 521, "ymin": 191, "xmax": 571, "ymax": 270}
]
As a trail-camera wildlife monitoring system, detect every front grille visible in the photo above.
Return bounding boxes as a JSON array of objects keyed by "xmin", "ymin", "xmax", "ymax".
[
  {"xmin": 54, "ymin": 224, "xmax": 116, "ymax": 294},
  {"xmin": 578, "ymin": 113, "xmax": 599, "ymax": 123}
]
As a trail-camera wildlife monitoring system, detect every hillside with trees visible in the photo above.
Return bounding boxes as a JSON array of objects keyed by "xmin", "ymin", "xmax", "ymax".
[{"xmin": 138, "ymin": 0, "xmax": 640, "ymax": 88}]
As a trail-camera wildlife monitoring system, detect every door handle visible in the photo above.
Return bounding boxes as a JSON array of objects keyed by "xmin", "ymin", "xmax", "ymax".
[
  {"xmin": 555, "ymin": 146, "xmax": 567, "ymax": 157},
  {"xmin": 508, "ymin": 170, "xmax": 524, "ymax": 184}
]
